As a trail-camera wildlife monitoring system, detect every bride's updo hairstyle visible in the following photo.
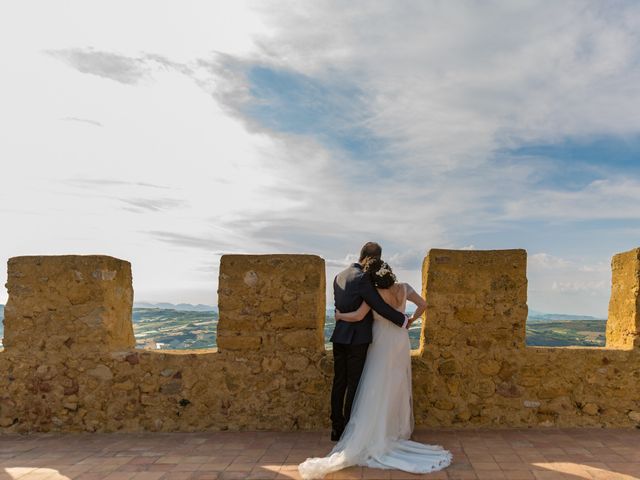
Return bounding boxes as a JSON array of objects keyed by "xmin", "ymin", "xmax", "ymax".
[{"xmin": 363, "ymin": 257, "xmax": 396, "ymax": 289}]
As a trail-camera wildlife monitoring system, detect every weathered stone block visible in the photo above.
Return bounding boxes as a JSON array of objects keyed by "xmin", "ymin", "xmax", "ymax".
[
  {"xmin": 279, "ymin": 330, "xmax": 320, "ymax": 350},
  {"xmin": 87, "ymin": 364, "xmax": 113, "ymax": 381},
  {"xmin": 422, "ymin": 249, "xmax": 527, "ymax": 354},
  {"xmin": 216, "ymin": 254, "xmax": 325, "ymax": 353},
  {"xmin": 438, "ymin": 359, "xmax": 458, "ymax": 375},
  {"xmin": 478, "ymin": 360, "xmax": 502, "ymax": 376},
  {"xmin": 607, "ymin": 247, "xmax": 640, "ymax": 349},
  {"xmin": 582, "ymin": 403, "xmax": 600, "ymax": 415},
  {"xmin": 216, "ymin": 334, "xmax": 262, "ymax": 351},
  {"xmin": 3, "ymin": 255, "xmax": 134, "ymax": 354}
]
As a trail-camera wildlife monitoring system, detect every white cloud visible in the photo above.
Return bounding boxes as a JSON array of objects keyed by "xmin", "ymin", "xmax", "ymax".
[
  {"xmin": 248, "ymin": 0, "xmax": 640, "ymax": 170},
  {"xmin": 503, "ymin": 178, "xmax": 640, "ymax": 221},
  {"xmin": 579, "ymin": 262, "xmax": 610, "ymax": 273},
  {"xmin": 529, "ymin": 253, "xmax": 571, "ymax": 270},
  {"xmin": 527, "ymin": 252, "xmax": 612, "ymax": 316},
  {"xmin": 551, "ymin": 280, "xmax": 608, "ymax": 294}
]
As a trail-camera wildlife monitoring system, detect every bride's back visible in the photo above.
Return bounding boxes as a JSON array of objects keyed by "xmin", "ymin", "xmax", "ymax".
[{"xmin": 377, "ymin": 283, "xmax": 406, "ymax": 311}]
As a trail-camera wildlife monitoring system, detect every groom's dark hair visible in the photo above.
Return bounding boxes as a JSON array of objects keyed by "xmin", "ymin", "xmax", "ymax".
[{"xmin": 359, "ymin": 242, "xmax": 382, "ymax": 262}]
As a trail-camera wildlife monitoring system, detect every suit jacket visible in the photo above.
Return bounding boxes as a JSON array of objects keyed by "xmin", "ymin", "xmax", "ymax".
[{"xmin": 330, "ymin": 263, "xmax": 406, "ymax": 345}]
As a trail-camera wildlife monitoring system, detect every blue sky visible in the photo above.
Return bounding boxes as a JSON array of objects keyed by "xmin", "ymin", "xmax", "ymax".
[
  {"xmin": 508, "ymin": 135, "xmax": 640, "ymax": 189},
  {"xmin": 243, "ymin": 66, "xmax": 391, "ymax": 165},
  {"xmin": 1, "ymin": 1, "xmax": 640, "ymax": 317}
]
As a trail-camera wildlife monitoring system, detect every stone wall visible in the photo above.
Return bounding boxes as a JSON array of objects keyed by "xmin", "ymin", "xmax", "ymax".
[
  {"xmin": 0, "ymin": 254, "xmax": 330, "ymax": 433},
  {"xmin": 415, "ymin": 248, "xmax": 640, "ymax": 427},
  {"xmin": 0, "ymin": 249, "xmax": 639, "ymax": 433}
]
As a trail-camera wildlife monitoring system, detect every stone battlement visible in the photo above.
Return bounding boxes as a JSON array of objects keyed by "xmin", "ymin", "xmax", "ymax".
[{"xmin": 0, "ymin": 249, "xmax": 639, "ymax": 433}]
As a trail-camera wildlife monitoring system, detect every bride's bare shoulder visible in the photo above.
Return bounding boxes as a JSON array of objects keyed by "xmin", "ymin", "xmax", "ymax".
[
  {"xmin": 404, "ymin": 283, "xmax": 419, "ymax": 294},
  {"xmin": 390, "ymin": 283, "xmax": 406, "ymax": 303}
]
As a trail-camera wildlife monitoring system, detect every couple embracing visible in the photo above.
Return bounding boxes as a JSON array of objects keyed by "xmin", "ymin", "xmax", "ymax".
[{"xmin": 298, "ymin": 242, "xmax": 453, "ymax": 479}]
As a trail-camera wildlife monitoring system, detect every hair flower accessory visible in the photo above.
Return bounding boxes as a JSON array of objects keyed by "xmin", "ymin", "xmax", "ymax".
[
  {"xmin": 363, "ymin": 258, "xmax": 396, "ymax": 288},
  {"xmin": 376, "ymin": 263, "xmax": 391, "ymax": 277}
]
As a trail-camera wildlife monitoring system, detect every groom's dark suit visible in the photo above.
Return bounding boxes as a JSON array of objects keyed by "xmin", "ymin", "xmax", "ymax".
[{"xmin": 330, "ymin": 262, "xmax": 407, "ymax": 439}]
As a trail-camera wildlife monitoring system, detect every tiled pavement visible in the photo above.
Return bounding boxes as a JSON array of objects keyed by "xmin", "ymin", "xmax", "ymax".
[{"xmin": 1, "ymin": 428, "xmax": 639, "ymax": 480}]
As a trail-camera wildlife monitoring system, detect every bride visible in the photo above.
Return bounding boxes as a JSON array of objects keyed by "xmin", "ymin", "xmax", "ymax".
[{"xmin": 298, "ymin": 258, "xmax": 453, "ymax": 479}]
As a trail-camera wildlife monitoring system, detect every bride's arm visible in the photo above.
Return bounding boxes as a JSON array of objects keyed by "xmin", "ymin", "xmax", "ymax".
[
  {"xmin": 335, "ymin": 301, "xmax": 371, "ymax": 322},
  {"xmin": 405, "ymin": 284, "xmax": 427, "ymax": 324}
]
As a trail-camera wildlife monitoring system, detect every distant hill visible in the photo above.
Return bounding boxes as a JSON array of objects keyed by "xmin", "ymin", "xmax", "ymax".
[
  {"xmin": 0, "ymin": 304, "xmax": 608, "ymax": 351},
  {"xmin": 527, "ymin": 310, "xmax": 605, "ymax": 322},
  {"xmin": 133, "ymin": 302, "xmax": 217, "ymax": 312}
]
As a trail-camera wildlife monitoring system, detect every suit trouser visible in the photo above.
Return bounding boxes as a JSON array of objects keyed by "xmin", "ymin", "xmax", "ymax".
[{"xmin": 330, "ymin": 342, "xmax": 369, "ymax": 432}]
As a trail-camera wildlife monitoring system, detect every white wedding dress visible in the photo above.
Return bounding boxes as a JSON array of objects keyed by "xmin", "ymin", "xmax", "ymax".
[{"xmin": 298, "ymin": 283, "xmax": 453, "ymax": 479}]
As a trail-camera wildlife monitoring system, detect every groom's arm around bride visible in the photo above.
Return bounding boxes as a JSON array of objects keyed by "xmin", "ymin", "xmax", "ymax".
[{"xmin": 330, "ymin": 260, "xmax": 408, "ymax": 344}]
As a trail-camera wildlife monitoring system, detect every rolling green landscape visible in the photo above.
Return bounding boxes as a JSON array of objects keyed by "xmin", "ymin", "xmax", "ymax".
[
  {"xmin": 0, "ymin": 303, "xmax": 607, "ymax": 350},
  {"xmin": 132, "ymin": 308, "xmax": 219, "ymax": 350},
  {"xmin": 525, "ymin": 319, "xmax": 606, "ymax": 347}
]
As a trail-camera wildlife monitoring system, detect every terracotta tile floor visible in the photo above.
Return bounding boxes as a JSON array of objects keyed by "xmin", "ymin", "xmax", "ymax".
[{"xmin": 1, "ymin": 428, "xmax": 639, "ymax": 480}]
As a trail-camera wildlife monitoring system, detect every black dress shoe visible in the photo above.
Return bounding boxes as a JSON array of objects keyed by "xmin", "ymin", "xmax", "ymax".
[{"xmin": 330, "ymin": 429, "xmax": 343, "ymax": 441}]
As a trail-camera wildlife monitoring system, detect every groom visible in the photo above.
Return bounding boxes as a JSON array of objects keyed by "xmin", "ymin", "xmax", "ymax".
[{"xmin": 329, "ymin": 241, "xmax": 410, "ymax": 441}]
